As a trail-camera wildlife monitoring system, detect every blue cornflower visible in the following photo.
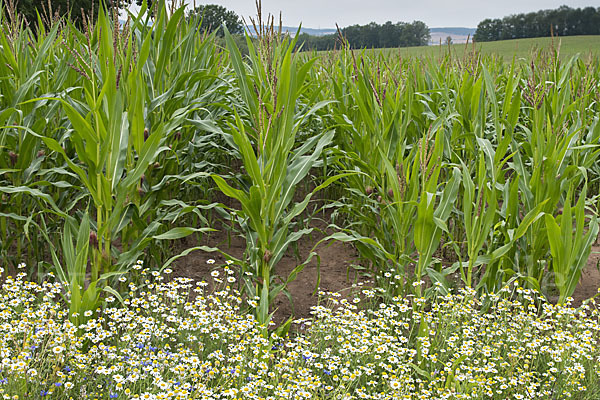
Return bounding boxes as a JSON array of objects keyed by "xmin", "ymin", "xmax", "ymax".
[
  {"xmin": 136, "ymin": 343, "xmax": 144, "ymax": 349},
  {"xmin": 323, "ymin": 369, "xmax": 331, "ymax": 375},
  {"xmin": 55, "ymin": 382, "xmax": 62, "ymax": 387},
  {"xmin": 40, "ymin": 390, "xmax": 49, "ymax": 396},
  {"xmin": 110, "ymin": 393, "xmax": 118, "ymax": 398}
]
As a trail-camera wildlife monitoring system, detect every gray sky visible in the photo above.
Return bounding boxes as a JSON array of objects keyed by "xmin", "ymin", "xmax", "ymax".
[{"xmin": 127, "ymin": 1, "xmax": 600, "ymax": 28}]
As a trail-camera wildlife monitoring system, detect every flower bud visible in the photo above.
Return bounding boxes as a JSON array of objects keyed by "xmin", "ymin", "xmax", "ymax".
[
  {"xmin": 365, "ymin": 186, "xmax": 373, "ymax": 195},
  {"xmin": 37, "ymin": 149, "xmax": 46, "ymax": 158},
  {"xmin": 143, "ymin": 128, "xmax": 149, "ymax": 142}
]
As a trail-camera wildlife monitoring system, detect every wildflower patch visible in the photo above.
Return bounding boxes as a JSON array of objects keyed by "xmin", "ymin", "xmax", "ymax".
[{"xmin": 1, "ymin": 269, "xmax": 599, "ymax": 399}]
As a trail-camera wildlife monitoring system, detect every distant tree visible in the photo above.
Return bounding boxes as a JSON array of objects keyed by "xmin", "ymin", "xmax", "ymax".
[
  {"xmin": 187, "ymin": 4, "xmax": 243, "ymax": 36},
  {"xmin": 474, "ymin": 5, "xmax": 600, "ymax": 42},
  {"xmin": 403, "ymin": 21, "xmax": 430, "ymax": 46},
  {"xmin": 474, "ymin": 18, "xmax": 502, "ymax": 41},
  {"xmin": 10, "ymin": 0, "xmax": 103, "ymax": 28},
  {"xmin": 294, "ymin": 33, "xmax": 337, "ymax": 51},
  {"xmin": 295, "ymin": 20, "xmax": 429, "ymax": 51},
  {"xmin": 445, "ymin": 36, "xmax": 453, "ymax": 45},
  {"xmin": 379, "ymin": 21, "xmax": 397, "ymax": 48}
]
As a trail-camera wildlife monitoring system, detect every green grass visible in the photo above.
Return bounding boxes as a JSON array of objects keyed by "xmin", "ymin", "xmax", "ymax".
[{"xmin": 388, "ymin": 35, "xmax": 600, "ymax": 61}]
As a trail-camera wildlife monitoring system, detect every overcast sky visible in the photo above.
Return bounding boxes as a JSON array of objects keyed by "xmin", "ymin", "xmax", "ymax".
[{"xmin": 127, "ymin": 1, "xmax": 599, "ymax": 28}]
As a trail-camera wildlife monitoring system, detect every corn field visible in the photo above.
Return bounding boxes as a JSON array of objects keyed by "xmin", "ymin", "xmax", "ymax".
[{"xmin": 1, "ymin": 1, "xmax": 600, "ymax": 330}]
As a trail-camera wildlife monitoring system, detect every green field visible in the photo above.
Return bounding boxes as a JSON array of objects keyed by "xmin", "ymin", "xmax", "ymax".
[{"xmin": 391, "ymin": 35, "xmax": 600, "ymax": 60}]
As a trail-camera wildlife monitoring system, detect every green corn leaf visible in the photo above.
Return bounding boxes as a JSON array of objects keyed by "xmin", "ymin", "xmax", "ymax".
[
  {"xmin": 514, "ymin": 199, "xmax": 549, "ymax": 240},
  {"xmin": 159, "ymin": 245, "xmax": 230, "ymax": 274},
  {"xmin": 152, "ymin": 227, "xmax": 214, "ymax": 240},
  {"xmin": 230, "ymin": 116, "xmax": 264, "ymax": 193},
  {"xmin": 212, "ymin": 175, "xmax": 247, "ymax": 203},
  {"xmin": 121, "ymin": 129, "xmax": 166, "ymax": 189},
  {"xmin": 258, "ymin": 284, "xmax": 270, "ymax": 327},
  {"xmin": 68, "ymin": 279, "xmax": 82, "ymax": 325},
  {"xmin": 414, "ymin": 191, "xmax": 435, "ymax": 255},
  {"xmin": 102, "ymin": 286, "xmax": 124, "ymax": 306},
  {"xmin": 108, "ymin": 113, "xmax": 129, "ymax": 192},
  {"xmin": 0, "ymin": 185, "xmax": 67, "ymax": 218},
  {"xmin": 545, "ymin": 214, "xmax": 565, "ymax": 289}
]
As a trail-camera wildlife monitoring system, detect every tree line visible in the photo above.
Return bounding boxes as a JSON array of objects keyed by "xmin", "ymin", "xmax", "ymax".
[
  {"xmin": 296, "ymin": 21, "xmax": 430, "ymax": 51},
  {"xmin": 474, "ymin": 5, "xmax": 600, "ymax": 42},
  {"xmin": 8, "ymin": 1, "xmax": 243, "ymax": 36}
]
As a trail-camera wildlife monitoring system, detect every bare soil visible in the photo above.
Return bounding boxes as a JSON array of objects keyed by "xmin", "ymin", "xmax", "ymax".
[
  {"xmin": 171, "ymin": 218, "xmax": 367, "ymax": 324},
  {"xmin": 171, "ymin": 222, "xmax": 600, "ymax": 321},
  {"xmin": 573, "ymin": 244, "xmax": 600, "ymax": 306}
]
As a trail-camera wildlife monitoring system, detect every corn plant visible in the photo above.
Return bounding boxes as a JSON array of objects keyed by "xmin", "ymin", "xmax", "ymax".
[
  {"xmin": 213, "ymin": 24, "xmax": 343, "ymax": 329},
  {"xmin": 325, "ymin": 49, "xmax": 463, "ymax": 296},
  {"xmin": 0, "ymin": 3, "xmax": 217, "ymax": 321},
  {"xmin": 545, "ymin": 186, "xmax": 598, "ymax": 304}
]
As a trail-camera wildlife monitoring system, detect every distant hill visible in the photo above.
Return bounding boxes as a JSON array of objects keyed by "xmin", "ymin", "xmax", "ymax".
[
  {"xmin": 430, "ymin": 27, "xmax": 476, "ymax": 36},
  {"xmin": 429, "ymin": 27, "xmax": 476, "ymax": 45},
  {"xmin": 247, "ymin": 26, "xmax": 478, "ymax": 43},
  {"xmin": 290, "ymin": 27, "xmax": 337, "ymax": 36},
  {"xmin": 245, "ymin": 25, "xmax": 336, "ymax": 37},
  {"xmin": 241, "ymin": 25, "xmax": 480, "ymax": 45}
]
